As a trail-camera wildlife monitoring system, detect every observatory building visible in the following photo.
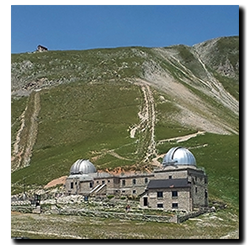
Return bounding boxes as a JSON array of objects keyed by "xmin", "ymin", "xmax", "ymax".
[
  {"xmin": 140, "ymin": 147, "xmax": 208, "ymax": 211},
  {"xmin": 65, "ymin": 147, "xmax": 208, "ymax": 212}
]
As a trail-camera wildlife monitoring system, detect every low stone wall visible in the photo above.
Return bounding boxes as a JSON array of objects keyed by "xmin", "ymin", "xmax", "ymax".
[
  {"xmin": 11, "ymin": 205, "xmax": 34, "ymax": 213},
  {"xmin": 11, "ymin": 202, "xmax": 211, "ymax": 224},
  {"xmin": 52, "ymin": 208, "xmax": 177, "ymax": 223},
  {"xmin": 177, "ymin": 209, "xmax": 209, "ymax": 223},
  {"xmin": 12, "ymin": 204, "xmax": 177, "ymax": 223}
]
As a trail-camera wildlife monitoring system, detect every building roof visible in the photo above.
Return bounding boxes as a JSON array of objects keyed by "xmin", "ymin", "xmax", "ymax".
[
  {"xmin": 147, "ymin": 178, "xmax": 190, "ymax": 189},
  {"xmin": 37, "ymin": 45, "xmax": 48, "ymax": 50},
  {"xmin": 162, "ymin": 147, "xmax": 196, "ymax": 166}
]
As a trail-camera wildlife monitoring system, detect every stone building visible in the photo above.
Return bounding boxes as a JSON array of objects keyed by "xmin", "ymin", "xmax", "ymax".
[
  {"xmin": 65, "ymin": 147, "xmax": 208, "ymax": 212},
  {"xmin": 37, "ymin": 45, "xmax": 48, "ymax": 52},
  {"xmin": 65, "ymin": 159, "xmax": 155, "ymax": 196}
]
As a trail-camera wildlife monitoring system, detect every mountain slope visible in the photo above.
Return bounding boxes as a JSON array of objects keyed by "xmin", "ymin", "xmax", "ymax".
[{"xmin": 11, "ymin": 36, "xmax": 239, "ymax": 203}]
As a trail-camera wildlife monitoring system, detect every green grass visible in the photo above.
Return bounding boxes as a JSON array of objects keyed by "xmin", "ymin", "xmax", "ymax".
[
  {"xmin": 214, "ymin": 36, "xmax": 239, "ymax": 69},
  {"xmin": 152, "ymin": 89, "xmax": 197, "ymax": 141},
  {"xmin": 11, "ymin": 47, "xmax": 152, "ymax": 85},
  {"xmin": 213, "ymin": 71, "xmax": 239, "ymax": 101},
  {"xmin": 11, "ymin": 81, "xmax": 143, "ymax": 186},
  {"xmin": 172, "ymin": 45, "xmax": 208, "ymax": 80},
  {"xmin": 11, "ymin": 208, "xmax": 239, "ymax": 239}
]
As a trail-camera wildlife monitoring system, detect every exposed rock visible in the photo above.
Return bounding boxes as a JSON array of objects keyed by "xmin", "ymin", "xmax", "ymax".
[{"xmin": 217, "ymin": 58, "xmax": 236, "ymax": 77}]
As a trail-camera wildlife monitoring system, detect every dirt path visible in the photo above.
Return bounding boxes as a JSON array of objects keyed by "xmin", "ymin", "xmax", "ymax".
[
  {"xmin": 158, "ymin": 131, "xmax": 205, "ymax": 144},
  {"xmin": 11, "ymin": 92, "xmax": 41, "ymax": 172},
  {"xmin": 129, "ymin": 85, "xmax": 149, "ymax": 139},
  {"xmin": 108, "ymin": 150, "xmax": 132, "ymax": 161},
  {"xmin": 22, "ymin": 92, "xmax": 41, "ymax": 167},
  {"xmin": 129, "ymin": 84, "xmax": 156, "ymax": 163},
  {"xmin": 143, "ymin": 85, "xmax": 157, "ymax": 162},
  {"xmin": 11, "ymin": 106, "xmax": 28, "ymax": 172}
]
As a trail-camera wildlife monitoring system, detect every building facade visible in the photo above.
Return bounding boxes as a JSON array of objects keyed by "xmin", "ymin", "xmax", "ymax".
[
  {"xmin": 37, "ymin": 45, "xmax": 48, "ymax": 52},
  {"xmin": 65, "ymin": 147, "xmax": 208, "ymax": 212}
]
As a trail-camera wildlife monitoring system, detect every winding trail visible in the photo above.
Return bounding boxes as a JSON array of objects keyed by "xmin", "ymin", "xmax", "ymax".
[
  {"xmin": 142, "ymin": 85, "xmax": 157, "ymax": 162},
  {"xmin": 129, "ymin": 84, "xmax": 156, "ymax": 163},
  {"xmin": 157, "ymin": 131, "xmax": 205, "ymax": 144}
]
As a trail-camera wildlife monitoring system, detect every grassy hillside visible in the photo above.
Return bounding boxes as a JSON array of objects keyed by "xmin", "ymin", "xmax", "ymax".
[
  {"xmin": 11, "ymin": 37, "xmax": 239, "ymax": 215},
  {"xmin": 11, "ymin": 81, "xmax": 142, "ymax": 187},
  {"xmin": 11, "ymin": 47, "xmax": 151, "ymax": 90}
]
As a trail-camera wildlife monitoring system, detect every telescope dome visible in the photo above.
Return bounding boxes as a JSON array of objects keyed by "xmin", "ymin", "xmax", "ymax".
[
  {"xmin": 70, "ymin": 159, "xmax": 97, "ymax": 175},
  {"xmin": 162, "ymin": 147, "xmax": 196, "ymax": 166}
]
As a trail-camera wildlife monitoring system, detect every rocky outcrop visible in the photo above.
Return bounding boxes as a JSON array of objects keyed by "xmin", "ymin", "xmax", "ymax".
[{"xmin": 217, "ymin": 58, "xmax": 238, "ymax": 78}]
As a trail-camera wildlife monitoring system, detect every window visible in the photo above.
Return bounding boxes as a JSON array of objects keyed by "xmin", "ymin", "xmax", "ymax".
[
  {"xmin": 70, "ymin": 182, "xmax": 74, "ymax": 189},
  {"xmin": 133, "ymin": 179, "xmax": 136, "ymax": 185},
  {"xmin": 169, "ymin": 176, "xmax": 172, "ymax": 179},
  {"xmin": 195, "ymin": 187, "xmax": 198, "ymax": 193},
  {"xmin": 205, "ymin": 190, "xmax": 208, "ymax": 199},
  {"xmin": 157, "ymin": 191, "xmax": 163, "ymax": 198},
  {"xmin": 122, "ymin": 180, "xmax": 126, "ymax": 186},
  {"xmin": 172, "ymin": 191, "xmax": 178, "ymax": 197},
  {"xmin": 89, "ymin": 182, "xmax": 93, "ymax": 188},
  {"xmin": 133, "ymin": 190, "xmax": 136, "ymax": 194},
  {"xmin": 145, "ymin": 178, "xmax": 148, "ymax": 184},
  {"xmin": 157, "ymin": 203, "xmax": 163, "ymax": 208},
  {"xmin": 122, "ymin": 190, "xmax": 125, "ymax": 193},
  {"xmin": 172, "ymin": 203, "xmax": 178, "ymax": 208},
  {"xmin": 143, "ymin": 197, "xmax": 148, "ymax": 206},
  {"xmin": 108, "ymin": 180, "xmax": 110, "ymax": 183},
  {"xmin": 102, "ymin": 180, "xmax": 105, "ymax": 184},
  {"xmin": 96, "ymin": 181, "xmax": 99, "ymax": 184}
]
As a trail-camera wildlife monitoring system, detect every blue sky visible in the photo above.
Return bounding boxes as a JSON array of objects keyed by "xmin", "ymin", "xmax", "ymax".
[{"xmin": 11, "ymin": 5, "xmax": 239, "ymax": 54}]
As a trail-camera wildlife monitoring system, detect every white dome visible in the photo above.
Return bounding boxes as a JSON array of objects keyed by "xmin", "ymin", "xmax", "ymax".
[
  {"xmin": 70, "ymin": 159, "xmax": 97, "ymax": 175},
  {"xmin": 162, "ymin": 147, "xmax": 196, "ymax": 166}
]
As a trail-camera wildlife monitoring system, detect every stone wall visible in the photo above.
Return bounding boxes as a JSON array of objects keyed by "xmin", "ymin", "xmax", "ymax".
[
  {"xmin": 12, "ymin": 204, "xmax": 211, "ymax": 224},
  {"xmin": 65, "ymin": 173, "xmax": 154, "ymax": 197},
  {"xmin": 188, "ymin": 170, "xmax": 208, "ymax": 208},
  {"xmin": 145, "ymin": 187, "xmax": 192, "ymax": 211},
  {"xmin": 177, "ymin": 209, "xmax": 209, "ymax": 223},
  {"xmin": 154, "ymin": 168, "xmax": 189, "ymax": 180},
  {"xmin": 55, "ymin": 208, "xmax": 176, "ymax": 223},
  {"xmin": 11, "ymin": 192, "xmax": 213, "ymax": 224}
]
